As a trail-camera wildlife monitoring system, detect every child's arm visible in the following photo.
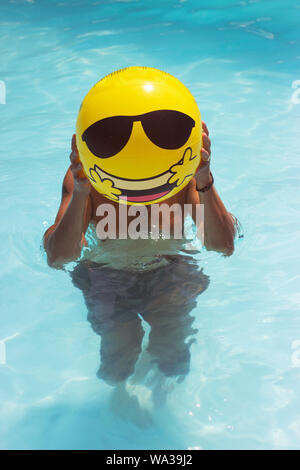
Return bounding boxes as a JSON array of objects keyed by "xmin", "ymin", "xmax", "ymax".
[
  {"xmin": 185, "ymin": 122, "xmax": 236, "ymax": 256},
  {"xmin": 43, "ymin": 135, "xmax": 92, "ymax": 268}
]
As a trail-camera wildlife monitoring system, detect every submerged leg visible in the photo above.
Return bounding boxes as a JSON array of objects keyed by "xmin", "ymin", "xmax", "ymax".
[
  {"xmin": 143, "ymin": 302, "xmax": 198, "ymax": 378},
  {"xmin": 71, "ymin": 261, "xmax": 144, "ymax": 385},
  {"xmin": 140, "ymin": 256, "xmax": 210, "ymax": 379},
  {"xmin": 97, "ymin": 316, "xmax": 144, "ymax": 386}
]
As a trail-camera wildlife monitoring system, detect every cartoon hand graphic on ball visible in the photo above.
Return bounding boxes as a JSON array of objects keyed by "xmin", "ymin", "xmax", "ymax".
[
  {"xmin": 89, "ymin": 168, "xmax": 122, "ymax": 201},
  {"xmin": 168, "ymin": 147, "xmax": 195, "ymax": 187}
]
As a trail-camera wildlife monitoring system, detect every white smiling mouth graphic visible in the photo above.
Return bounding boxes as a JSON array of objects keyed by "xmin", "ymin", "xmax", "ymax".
[{"xmin": 87, "ymin": 147, "xmax": 197, "ymax": 202}]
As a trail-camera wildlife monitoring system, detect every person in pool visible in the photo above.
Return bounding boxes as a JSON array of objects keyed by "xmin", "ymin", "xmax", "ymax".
[{"xmin": 43, "ymin": 122, "xmax": 238, "ymax": 385}]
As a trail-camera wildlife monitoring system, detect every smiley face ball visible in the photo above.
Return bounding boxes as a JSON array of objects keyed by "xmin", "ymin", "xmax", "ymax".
[{"xmin": 76, "ymin": 66, "xmax": 202, "ymax": 205}]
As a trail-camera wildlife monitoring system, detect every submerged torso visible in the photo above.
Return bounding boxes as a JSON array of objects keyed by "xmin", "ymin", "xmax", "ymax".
[{"xmin": 82, "ymin": 186, "xmax": 201, "ymax": 271}]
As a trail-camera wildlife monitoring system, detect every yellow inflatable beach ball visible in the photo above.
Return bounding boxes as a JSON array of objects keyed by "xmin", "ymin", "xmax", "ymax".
[{"xmin": 76, "ymin": 66, "xmax": 202, "ymax": 205}]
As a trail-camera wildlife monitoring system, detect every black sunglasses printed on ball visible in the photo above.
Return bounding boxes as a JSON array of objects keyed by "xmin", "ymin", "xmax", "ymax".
[{"xmin": 82, "ymin": 109, "xmax": 195, "ymax": 159}]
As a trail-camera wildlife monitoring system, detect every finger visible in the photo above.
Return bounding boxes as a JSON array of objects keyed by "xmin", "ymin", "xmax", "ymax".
[
  {"xmin": 196, "ymin": 158, "xmax": 210, "ymax": 174},
  {"xmin": 70, "ymin": 161, "xmax": 82, "ymax": 178},
  {"xmin": 70, "ymin": 146, "xmax": 80, "ymax": 164},
  {"xmin": 74, "ymin": 161, "xmax": 83, "ymax": 170},
  {"xmin": 201, "ymin": 148, "xmax": 211, "ymax": 162},
  {"xmin": 72, "ymin": 162, "xmax": 84, "ymax": 175},
  {"xmin": 202, "ymin": 133, "xmax": 211, "ymax": 153},
  {"xmin": 71, "ymin": 134, "xmax": 76, "ymax": 150},
  {"xmin": 202, "ymin": 121, "xmax": 209, "ymax": 136},
  {"xmin": 70, "ymin": 152, "xmax": 79, "ymax": 165},
  {"xmin": 74, "ymin": 167, "xmax": 88, "ymax": 180},
  {"xmin": 71, "ymin": 134, "xmax": 79, "ymax": 156}
]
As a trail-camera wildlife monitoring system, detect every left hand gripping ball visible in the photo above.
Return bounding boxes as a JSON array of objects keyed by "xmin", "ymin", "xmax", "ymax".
[{"xmin": 76, "ymin": 66, "xmax": 202, "ymax": 205}]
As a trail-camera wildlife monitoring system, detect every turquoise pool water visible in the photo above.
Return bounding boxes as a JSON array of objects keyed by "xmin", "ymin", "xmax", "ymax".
[{"xmin": 1, "ymin": 0, "xmax": 300, "ymax": 450}]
